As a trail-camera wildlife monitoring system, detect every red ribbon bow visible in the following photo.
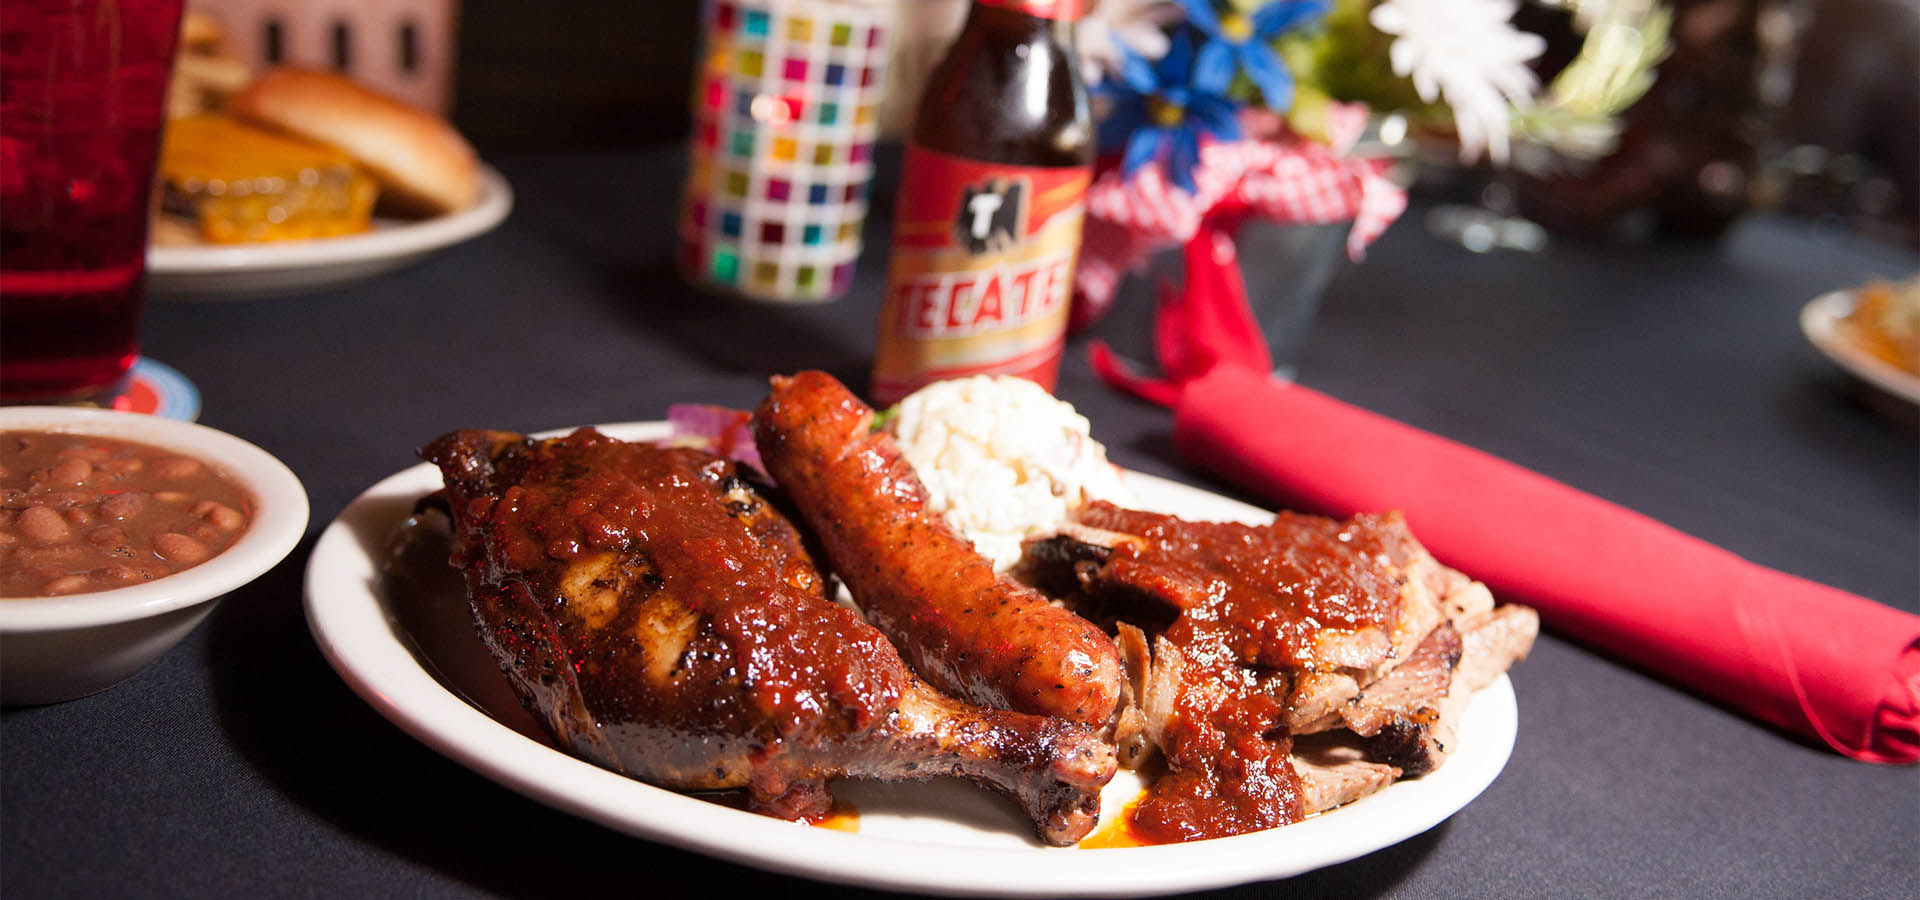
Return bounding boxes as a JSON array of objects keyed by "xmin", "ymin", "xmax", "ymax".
[{"xmin": 1089, "ymin": 221, "xmax": 1271, "ymax": 406}]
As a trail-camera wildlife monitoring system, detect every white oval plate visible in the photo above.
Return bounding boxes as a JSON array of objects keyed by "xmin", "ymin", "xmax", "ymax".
[
  {"xmin": 146, "ymin": 165, "xmax": 512, "ymax": 300},
  {"xmin": 304, "ymin": 421, "xmax": 1517, "ymax": 897},
  {"xmin": 1801, "ymin": 289, "xmax": 1920, "ymax": 404}
]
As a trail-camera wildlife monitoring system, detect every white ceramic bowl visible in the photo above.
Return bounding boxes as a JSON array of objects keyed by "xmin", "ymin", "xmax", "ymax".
[{"xmin": 0, "ymin": 408, "xmax": 308, "ymax": 705}]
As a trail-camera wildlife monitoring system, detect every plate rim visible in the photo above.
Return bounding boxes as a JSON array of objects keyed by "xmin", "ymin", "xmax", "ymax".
[
  {"xmin": 1800, "ymin": 289, "xmax": 1920, "ymax": 404},
  {"xmin": 146, "ymin": 164, "xmax": 513, "ymax": 275},
  {"xmin": 303, "ymin": 421, "xmax": 1518, "ymax": 897}
]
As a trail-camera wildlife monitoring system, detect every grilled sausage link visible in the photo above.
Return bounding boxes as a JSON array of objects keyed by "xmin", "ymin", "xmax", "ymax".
[{"xmin": 754, "ymin": 371, "xmax": 1123, "ymax": 727}]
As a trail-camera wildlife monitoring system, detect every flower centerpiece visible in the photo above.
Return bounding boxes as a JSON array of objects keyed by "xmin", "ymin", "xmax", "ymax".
[{"xmin": 1072, "ymin": 0, "xmax": 1669, "ymax": 394}]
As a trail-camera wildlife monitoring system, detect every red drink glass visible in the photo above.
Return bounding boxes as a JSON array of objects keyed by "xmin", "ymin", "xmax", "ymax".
[{"xmin": 1, "ymin": 0, "xmax": 184, "ymax": 404}]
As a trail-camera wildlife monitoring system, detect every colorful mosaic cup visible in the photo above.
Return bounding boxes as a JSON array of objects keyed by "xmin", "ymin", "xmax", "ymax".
[{"xmin": 679, "ymin": 0, "xmax": 892, "ymax": 302}]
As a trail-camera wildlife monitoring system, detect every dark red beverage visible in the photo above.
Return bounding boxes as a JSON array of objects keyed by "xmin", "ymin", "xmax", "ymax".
[{"xmin": 1, "ymin": 0, "xmax": 184, "ymax": 403}]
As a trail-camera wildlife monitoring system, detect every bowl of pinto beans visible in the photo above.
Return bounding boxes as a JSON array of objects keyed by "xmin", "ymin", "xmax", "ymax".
[{"xmin": 0, "ymin": 408, "xmax": 307, "ymax": 705}]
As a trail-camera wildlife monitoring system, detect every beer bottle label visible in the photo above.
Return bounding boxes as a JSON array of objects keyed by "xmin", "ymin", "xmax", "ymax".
[{"xmin": 873, "ymin": 144, "xmax": 1090, "ymax": 405}]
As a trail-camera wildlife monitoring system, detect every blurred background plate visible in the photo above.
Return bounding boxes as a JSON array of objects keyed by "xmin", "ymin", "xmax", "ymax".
[
  {"xmin": 1801, "ymin": 289, "xmax": 1920, "ymax": 404},
  {"xmin": 146, "ymin": 164, "xmax": 511, "ymax": 301}
]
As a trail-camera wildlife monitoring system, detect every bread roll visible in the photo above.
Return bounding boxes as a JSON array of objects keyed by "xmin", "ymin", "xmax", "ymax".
[{"xmin": 231, "ymin": 67, "xmax": 479, "ymax": 215}]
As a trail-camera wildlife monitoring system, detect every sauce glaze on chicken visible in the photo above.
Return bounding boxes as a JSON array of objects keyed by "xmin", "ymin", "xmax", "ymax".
[
  {"xmin": 420, "ymin": 427, "xmax": 1114, "ymax": 844},
  {"xmin": 1027, "ymin": 501, "xmax": 1537, "ymax": 844}
]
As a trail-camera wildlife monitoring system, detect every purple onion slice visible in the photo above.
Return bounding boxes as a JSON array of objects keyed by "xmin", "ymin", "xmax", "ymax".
[{"xmin": 665, "ymin": 403, "xmax": 763, "ymax": 474}]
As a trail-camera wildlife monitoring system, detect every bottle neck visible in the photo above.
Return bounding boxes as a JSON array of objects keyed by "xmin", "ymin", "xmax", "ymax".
[{"xmin": 973, "ymin": 0, "xmax": 1083, "ymax": 23}]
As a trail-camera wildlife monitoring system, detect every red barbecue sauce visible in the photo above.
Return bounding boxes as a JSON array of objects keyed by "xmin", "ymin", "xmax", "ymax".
[
  {"xmin": 1075, "ymin": 503, "xmax": 1409, "ymax": 843},
  {"xmin": 445, "ymin": 429, "xmax": 906, "ymax": 819}
]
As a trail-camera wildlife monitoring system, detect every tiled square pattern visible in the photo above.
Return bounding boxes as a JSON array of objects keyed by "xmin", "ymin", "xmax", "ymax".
[{"xmin": 680, "ymin": 0, "xmax": 890, "ymax": 301}]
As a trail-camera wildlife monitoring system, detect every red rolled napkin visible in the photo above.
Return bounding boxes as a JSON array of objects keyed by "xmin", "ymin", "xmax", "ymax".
[{"xmin": 1171, "ymin": 363, "xmax": 1920, "ymax": 764}]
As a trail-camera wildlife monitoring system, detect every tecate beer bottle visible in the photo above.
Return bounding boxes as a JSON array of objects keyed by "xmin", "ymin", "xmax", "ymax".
[{"xmin": 870, "ymin": 0, "xmax": 1092, "ymax": 405}]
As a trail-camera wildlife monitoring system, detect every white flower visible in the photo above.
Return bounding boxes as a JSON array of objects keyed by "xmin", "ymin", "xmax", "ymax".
[
  {"xmin": 1076, "ymin": 0, "xmax": 1183, "ymax": 86},
  {"xmin": 1369, "ymin": 0, "xmax": 1547, "ymax": 164}
]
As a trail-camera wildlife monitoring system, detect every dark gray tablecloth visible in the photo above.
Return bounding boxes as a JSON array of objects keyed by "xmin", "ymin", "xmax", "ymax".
[{"xmin": 5, "ymin": 146, "xmax": 1916, "ymax": 898}]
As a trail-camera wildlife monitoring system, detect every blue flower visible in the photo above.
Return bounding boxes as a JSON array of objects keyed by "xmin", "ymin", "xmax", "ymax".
[
  {"xmin": 1175, "ymin": 0, "xmax": 1327, "ymax": 111},
  {"xmin": 1097, "ymin": 33, "xmax": 1242, "ymax": 194}
]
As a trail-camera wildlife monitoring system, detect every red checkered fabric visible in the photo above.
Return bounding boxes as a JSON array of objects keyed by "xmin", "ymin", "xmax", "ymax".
[{"xmin": 1072, "ymin": 132, "xmax": 1407, "ymax": 329}]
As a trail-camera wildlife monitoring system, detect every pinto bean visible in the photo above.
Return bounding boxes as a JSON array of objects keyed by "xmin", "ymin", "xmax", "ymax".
[
  {"xmin": 46, "ymin": 457, "xmax": 92, "ymax": 486},
  {"xmin": 42, "ymin": 574, "xmax": 94, "ymax": 595},
  {"xmin": 191, "ymin": 501, "xmax": 246, "ymax": 531},
  {"xmin": 87, "ymin": 525, "xmax": 130, "ymax": 550},
  {"xmin": 98, "ymin": 458, "xmax": 144, "ymax": 477},
  {"xmin": 150, "ymin": 457, "xmax": 203, "ymax": 480},
  {"xmin": 100, "ymin": 492, "xmax": 145, "ymax": 520},
  {"xmin": 18, "ymin": 506, "xmax": 73, "ymax": 544},
  {"xmin": 96, "ymin": 564, "xmax": 147, "ymax": 585},
  {"xmin": 152, "ymin": 533, "xmax": 209, "ymax": 565}
]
